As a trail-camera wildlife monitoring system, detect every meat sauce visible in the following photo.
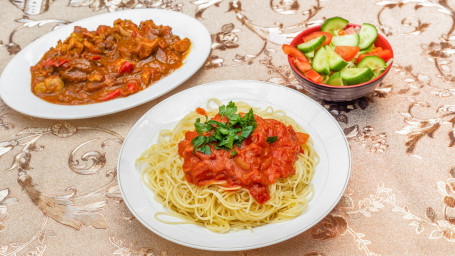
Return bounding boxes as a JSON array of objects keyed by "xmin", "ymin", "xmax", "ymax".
[
  {"xmin": 178, "ymin": 114, "xmax": 309, "ymax": 204},
  {"xmin": 30, "ymin": 19, "xmax": 191, "ymax": 105}
]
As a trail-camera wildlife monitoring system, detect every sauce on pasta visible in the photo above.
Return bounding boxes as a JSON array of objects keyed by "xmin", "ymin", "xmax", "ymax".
[
  {"xmin": 178, "ymin": 113, "xmax": 310, "ymax": 204},
  {"xmin": 137, "ymin": 100, "xmax": 318, "ymax": 233}
]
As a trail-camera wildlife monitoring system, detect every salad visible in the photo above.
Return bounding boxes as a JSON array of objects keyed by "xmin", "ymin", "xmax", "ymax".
[{"xmin": 283, "ymin": 17, "xmax": 393, "ymax": 86}]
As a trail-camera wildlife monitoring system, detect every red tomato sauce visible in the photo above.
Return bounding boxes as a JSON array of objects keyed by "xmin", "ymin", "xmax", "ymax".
[{"xmin": 178, "ymin": 114, "xmax": 309, "ymax": 204}]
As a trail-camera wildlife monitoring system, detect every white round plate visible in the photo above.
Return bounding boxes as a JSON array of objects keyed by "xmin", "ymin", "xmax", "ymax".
[
  {"xmin": 117, "ymin": 80, "xmax": 351, "ymax": 251},
  {"xmin": 0, "ymin": 9, "xmax": 211, "ymax": 119}
]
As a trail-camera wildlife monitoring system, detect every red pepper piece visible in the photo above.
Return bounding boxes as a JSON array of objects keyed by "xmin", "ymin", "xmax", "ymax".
[
  {"xmin": 99, "ymin": 89, "xmax": 121, "ymax": 101},
  {"xmin": 304, "ymin": 69, "xmax": 323, "ymax": 83},
  {"xmin": 41, "ymin": 59, "xmax": 54, "ymax": 66},
  {"xmin": 41, "ymin": 58, "xmax": 68, "ymax": 67},
  {"xmin": 119, "ymin": 61, "xmax": 134, "ymax": 75},
  {"xmin": 282, "ymin": 44, "xmax": 308, "ymax": 60},
  {"xmin": 90, "ymin": 55, "xmax": 101, "ymax": 60},
  {"xmin": 56, "ymin": 59, "xmax": 69, "ymax": 66},
  {"xmin": 127, "ymin": 82, "xmax": 141, "ymax": 94},
  {"xmin": 357, "ymin": 48, "xmax": 393, "ymax": 64},
  {"xmin": 292, "ymin": 57, "xmax": 312, "ymax": 73},
  {"xmin": 132, "ymin": 29, "xmax": 143, "ymax": 38}
]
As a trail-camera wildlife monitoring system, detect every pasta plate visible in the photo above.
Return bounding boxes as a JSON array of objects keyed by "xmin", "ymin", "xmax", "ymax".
[{"xmin": 117, "ymin": 80, "xmax": 351, "ymax": 251}]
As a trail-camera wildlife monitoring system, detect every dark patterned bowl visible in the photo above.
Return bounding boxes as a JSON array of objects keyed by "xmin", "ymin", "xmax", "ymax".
[{"xmin": 288, "ymin": 24, "xmax": 393, "ymax": 102}]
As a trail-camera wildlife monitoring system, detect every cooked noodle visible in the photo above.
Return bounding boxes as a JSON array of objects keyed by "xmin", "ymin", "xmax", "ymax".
[{"xmin": 136, "ymin": 99, "xmax": 319, "ymax": 233}]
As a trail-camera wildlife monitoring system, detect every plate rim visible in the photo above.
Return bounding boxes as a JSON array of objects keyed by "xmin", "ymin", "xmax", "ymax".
[
  {"xmin": 117, "ymin": 80, "xmax": 351, "ymax": 251},
  {"xmin": 0, "ymin": 8, "xmax": 211, "ymax": 119}
]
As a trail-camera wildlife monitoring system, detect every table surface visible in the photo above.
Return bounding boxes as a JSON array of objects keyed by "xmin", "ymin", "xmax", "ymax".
[{"xmin": 1, "ymin": 0, "xmax": 455, "ymax": 255}]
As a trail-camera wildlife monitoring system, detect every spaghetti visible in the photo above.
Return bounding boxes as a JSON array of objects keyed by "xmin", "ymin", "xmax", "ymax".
[{"xmin": 136, "ymin": 99, "xmax": 319, "ymax": 233}]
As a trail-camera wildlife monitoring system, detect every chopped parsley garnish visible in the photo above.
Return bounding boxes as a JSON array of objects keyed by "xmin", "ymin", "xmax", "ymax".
[
  {"xmin": 266, "ymin": 136, "xmax": 278, "ymax": 144},
  {"xmin": 191, "ymin": 101, "xmax": 257, "ymax": 154}
]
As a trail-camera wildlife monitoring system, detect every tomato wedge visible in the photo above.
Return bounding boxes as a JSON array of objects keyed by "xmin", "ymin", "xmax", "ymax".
[
  {"xmin": 292, "ymin": 57, "xmax": 312, "ymax": 73},
  {"xmin": 196, "ymin": 107, "xmax": 207, "ymax": 116},
  {"xmin": 376, "ymin": 49, "xmax": 393, "ymax": 62},
  {"xmin": 296, "ymin": 132, "xmax": 309, "ymax": 145},
  {"xmin": 304, "ymin": 69, "xmax": 323, "ymax": 83},
  {"xmin": 344, "ymin": 27, "xmax": 357, "ymax": 35},
  {"xmin": 334, "ymin": 46, "xmax": 360, "ymax": 61},
  {"xmin": 357, "ymin": 47, "xmax": 392, "ymax": 63},
  {"xmin": 282, "ymin": 44, "xmax": 308, "ymax": 60},
  {"xmin": 303, "ymin": 31, "xmax": 332, "ymax": 47},
  {"xmin": 368, "ymin": 47, "xmax": 383, "ymax": 55},
  {"xmin": 337, "ymin": 27, "xmax": 357, "ymax": 36}
]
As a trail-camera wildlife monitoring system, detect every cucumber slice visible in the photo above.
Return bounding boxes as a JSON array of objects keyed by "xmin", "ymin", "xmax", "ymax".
[
  {"xmin": 297, "ymin": 36, "xmax": 326, "ymax": 53},
  {"xmin": 326, "ymin": 72, "xmax": 343, "ymax": 86},
  {"xmin": 358, "ymin": 23, "xmax": 378, "ymax": 50},
  {"xmin": 331, "ymin": 34, "xmax": 360, "ymax": 47},
  {"xmin": 357, "ymin": 56, "xmax": 386, "ymax": 71},
  {"xmin": 325, "ymin": 46, "xmax": 348, "ymax": 71},
  {"xmin": 341, "ymin": 68, "xmax": 374, "ymax": 85},
  {"xmin": 321, "ymin": 17, "xmax": 349, "ymax": 35},
  {"xmin": 312, "ymin": 47, "xmax": 330, "ymax": 75},
  {"xmin": 358, "ymin": 43, "xmax": 374, "ymax": 55},
  {"xmin": 304, "ymin": 51, "xmax": 314, "ymax": 59}
]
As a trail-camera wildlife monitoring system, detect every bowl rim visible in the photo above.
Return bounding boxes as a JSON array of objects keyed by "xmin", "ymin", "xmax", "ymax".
[{"xmin": 288, "ymin": 23, "xmax": 394, "ymax": 89}]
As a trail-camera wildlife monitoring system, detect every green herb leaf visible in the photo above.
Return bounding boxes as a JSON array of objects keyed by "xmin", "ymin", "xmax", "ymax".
[
  {"xmin": 218, "ymin": 127, "xmax": 229, "ymax": 135},
  {"xmin": 229, "ymin": 114, "xmax": 241, "ymax": 125},
  {"xmin": 266, "ymin": 136, "xmax": 278, "ymax": 144},
  {"xmin": 207, "ymin": 120, "xmax": 229, "ymax": 129},
  {"xmin": 194, "ymin": 118, "xmax": 213, "ymax": 135},
  {"xmin": 240, "ymin": 109, "xmax": 256, "ymax": 128},
  {"xmin": 231, "ymin": 150, "xmax": 238, "ymax": 157},
  {"xmin": 197, "ymin": 144, "xmax": 212, "ymax": 154},
  {"xmin": 191, "ymin": 136, "xmax": 206, "ymax": 153},
  {"xmin": 214, "ymin": 128, "xmax": 223, "ymax": 141},
  {"xmin": 191, "ymin": 102, "xmax": 257, "ymax": 154},
  {"xmin": 219, "ymin": 101, "xmax": 237, "ymax": 119},
  {"xmin": 218, "ymin": 130, "xmax": 237, "ymax": 149},
  {"xmin": 240, "ymin": 125, "xmax": 254, "ymax": 139}
]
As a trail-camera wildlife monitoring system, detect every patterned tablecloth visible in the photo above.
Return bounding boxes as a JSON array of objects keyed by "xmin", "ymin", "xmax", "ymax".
[{"xmin": 1, "ymin": 0, "xmax": 455, "ymax": 255}]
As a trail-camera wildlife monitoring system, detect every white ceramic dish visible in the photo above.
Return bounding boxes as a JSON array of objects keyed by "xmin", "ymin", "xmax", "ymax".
[
  {"xmin": 117, "ymin": 80, "xmax": 351, "ymax": 251},
  {"xmin": 0, "ymin": 9, "xmax": 211, "ymax": 119}
]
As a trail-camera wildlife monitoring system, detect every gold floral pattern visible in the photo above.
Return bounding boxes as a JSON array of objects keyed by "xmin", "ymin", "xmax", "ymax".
[
  {"xmin": 377, "ymin": 0, "xmax": 455, "ymax": 83},
  {"xmin": 0, "ymin": 189, "xmax": 17, "ymax": 232},
  {"xmin": 18, "ymin": 173, "xmax": 109, "ymax": 230},
  {"xmin": 196, "ymin": 0, "xmax": 324, "ymax": 68},
  {"xmin": 0, "ymin": 217, "xmax": 54, "ymax": 256},
  {"xmin": 69, "ymin": 0, "xmax": 183, "ymax": 12},
  {"xmin": 0, "ymin": 122, "xmax": 123, "ymax": 233},
  {"xmin": 310, "ymin": 213, "xmax": 347, "ymax": 240},
  {"xmin": 9, "ymin": 0, "xmax": 54, "ymax": 15},
  {"xmin": 109, "ymin": 236, "xmax": 157, "ymax": 256},
  {"xmin": 314, "ymin": 170, "xmax": 455, "ymax": 256},
  {"xmin": 345, "ymin": 125, "xmax": 388, "ymax": 153}
]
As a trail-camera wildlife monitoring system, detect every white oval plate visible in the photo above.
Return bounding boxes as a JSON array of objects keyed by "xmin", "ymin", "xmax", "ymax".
[
  {"xmin": 0, "ymin": 9, "xmax": 211, "ymax": 119},
  {"xmin": 117, "ymin": 80, "xmax": 351, "ymax": 251}
]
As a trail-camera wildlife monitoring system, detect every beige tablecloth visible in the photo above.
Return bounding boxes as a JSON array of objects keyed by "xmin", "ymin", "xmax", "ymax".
[{"xmin": 1, "ymin": 0, "xmax": 455, "ymax": 255}]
